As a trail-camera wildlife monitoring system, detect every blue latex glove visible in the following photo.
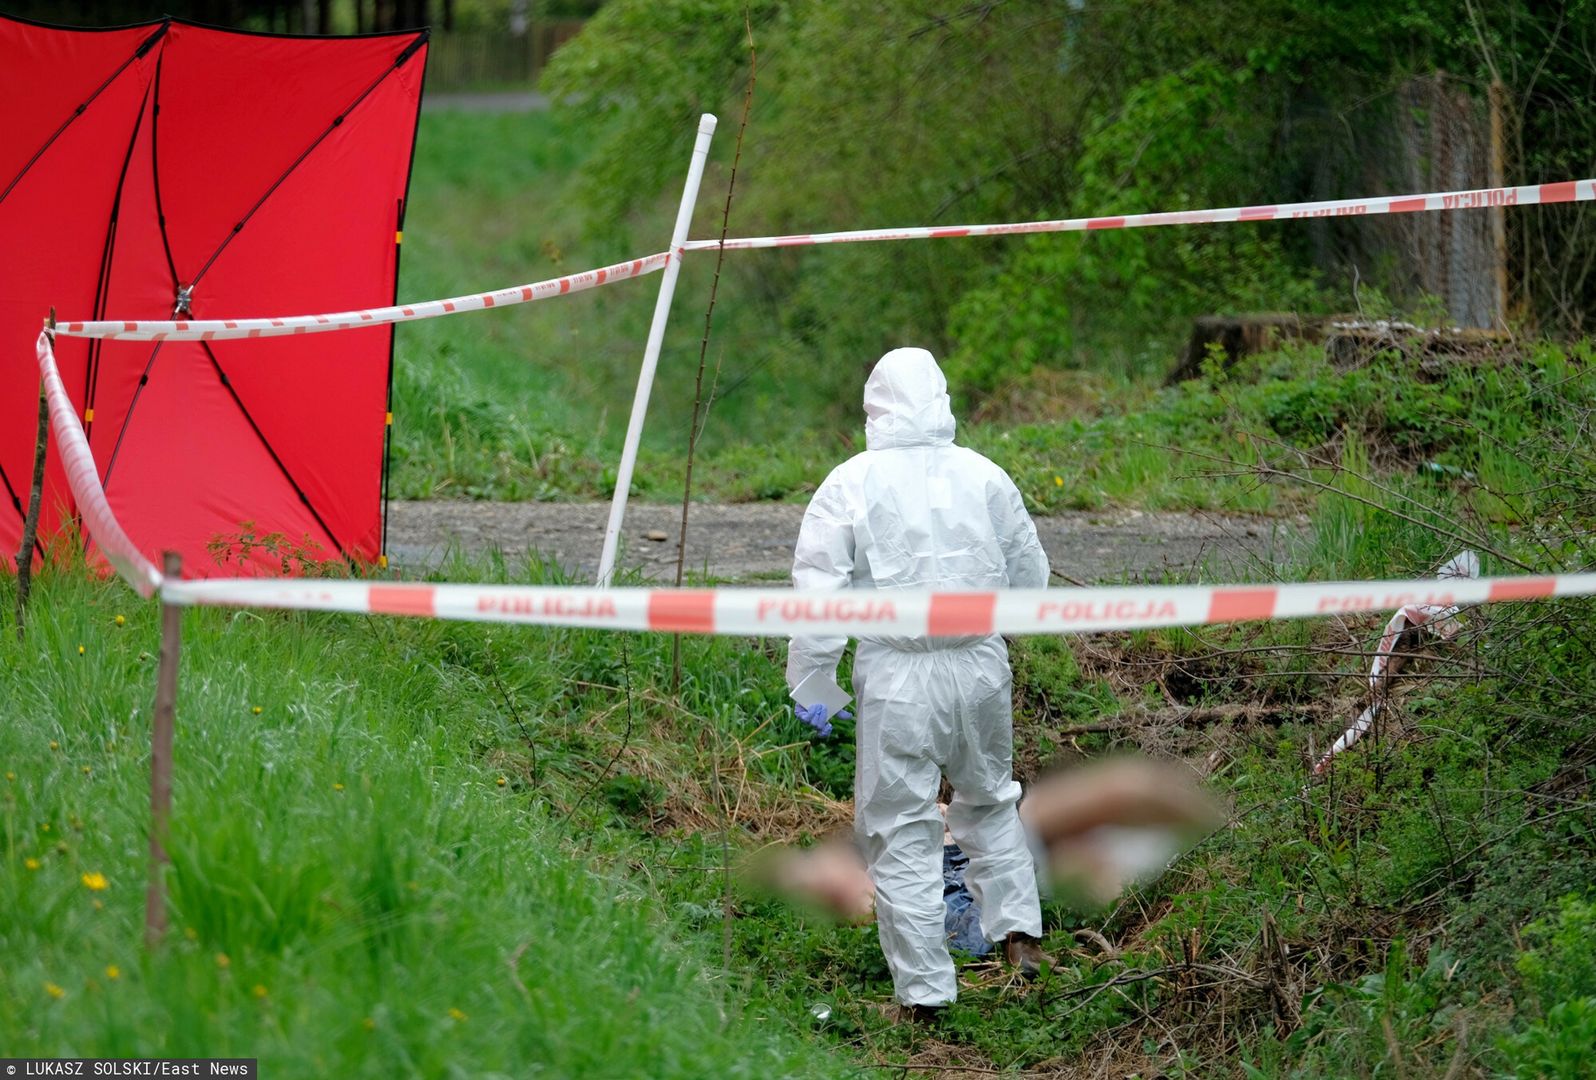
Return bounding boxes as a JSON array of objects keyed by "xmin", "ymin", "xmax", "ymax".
[{"xmin": 794, "ymin": 702, "xmax": 852, "ymax": 738}]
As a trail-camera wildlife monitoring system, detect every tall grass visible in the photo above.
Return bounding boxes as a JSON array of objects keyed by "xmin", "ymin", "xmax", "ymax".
[
  {"xmin": 7, "ymin": 365, "xmax": 1596, "ymax": 1073},
  {"xmin": 0, "ymin": 565, "xmax": 840, "ymax": 1076}
]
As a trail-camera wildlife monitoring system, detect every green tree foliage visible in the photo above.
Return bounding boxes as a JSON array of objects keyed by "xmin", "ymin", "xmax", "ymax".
[
  {"xmin": 540, "ymin": 0, "xmax": 787, "ymax": 241},
  {"xmin": 544, "ymin": 0, "xmax": 1593, "ymax": 408}
]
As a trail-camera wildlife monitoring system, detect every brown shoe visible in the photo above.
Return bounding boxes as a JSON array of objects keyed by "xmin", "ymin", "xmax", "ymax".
[{"xmin": 1005, "ymin": 932, "xmax": 1044, "ymax": 979}]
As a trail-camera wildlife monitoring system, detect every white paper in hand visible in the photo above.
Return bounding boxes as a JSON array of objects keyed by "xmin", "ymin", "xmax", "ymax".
[{"xmin": 791, "ymin": 670, "xmax": 852, "ymax": 715}]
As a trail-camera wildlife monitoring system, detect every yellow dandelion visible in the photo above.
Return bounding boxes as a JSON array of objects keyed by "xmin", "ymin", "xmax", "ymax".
[
  {"xmin": 215, "ymin": 953, "xmax": 230, "ymax": 969},
  {"xmin": 81, "ymin": 765, "xmax": 92, "ymax": 775},
  {"xmin": 24, "ymin": 857, "xmax": 40, "ymax": 871},
  {"xmin": 4, "ymin": 771, "xmax": 13, "ymax": 780},
  {"xmin": 114, "ymin": 614, "xmax": 126, "ymax": 627},
  {"xmin": 77, "ymin": 645, "xmax": 85, "ymax": 656},
  {"xmin": 252, "ymin": 984, "xmax": 268, "ymax": 999},
  {"xmin": 496, "ymin": 776, "xmax": 507, "ymax": 787},
  {"xmin": 1054, "ymin": 475, "xmax": 1063, "ymax": 487},
  {"xmin": 362, "ymin": 1017, "xmax": 376, "ymax": 1032},
  {"xmin": 45, "ymin": 982, "xmax": 65, "ymax": 1000},
  {"xmin": 333, "ymin": 783, "xmax": 344, "ymax": 792},
  {"xmin": 81, "ymin": 871, "xmax": 108, "ymax": 891},
  {"xmin": 448, "ymin": 1007, "xmax": 467, "ymax": 1022},
  {"xmin": 251, "ymin": 706, "xmax": 262, "ymax": 715},
  {"xmin": 105, "ymin": 965, "xmax": 120, "ymax": 981},
  {"xmin": 39, "ymin": 822, "xmax": 50, "ymax": 832},
  {"xmin": 48, "ymin": 741, "xmax": 59, "ymax": 751}
]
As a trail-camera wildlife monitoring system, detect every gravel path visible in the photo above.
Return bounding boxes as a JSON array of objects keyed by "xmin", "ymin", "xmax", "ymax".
[{"xmin": 387, "ymin": 501, "xmax": 1304, "ymax": 584}]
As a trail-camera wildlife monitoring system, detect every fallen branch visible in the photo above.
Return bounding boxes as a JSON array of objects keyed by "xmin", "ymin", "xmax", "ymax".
[{"xmin": 861, "ymin": 1063, "xmax": 1004, "ymax": 1075}]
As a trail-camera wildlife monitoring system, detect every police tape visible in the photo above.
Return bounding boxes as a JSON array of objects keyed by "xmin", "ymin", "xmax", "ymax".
[
  {"xmin": 1312, "ymin": 551, "xmax": 1479, "ymax": 775},
  {"xmin": 51, "ymin": 252, "xmax": 671, "ymax": 342},
  {"xmin": 35, "ymin": 332, "xmax": 162, "ymax": 596},
  {"xmin": 31, "ymin": 335, "xmax": 1596, "ymax": 639},
  {"xmin": 682, "ymin": 178, "xmax": 1595, "ymax": 252},
  {"xmin": 49, "ymin": 178, "xmax": 1594, "ymax": 341},
  {"xmin": 156, "ymin": 571, "xmax": 1594, "ymax": 637}
]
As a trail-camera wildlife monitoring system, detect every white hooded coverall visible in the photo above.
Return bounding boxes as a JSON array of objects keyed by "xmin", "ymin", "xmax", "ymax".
[{"xmin": 787, "ymin": 347, "xmax": 1049, "ymax": 1006}]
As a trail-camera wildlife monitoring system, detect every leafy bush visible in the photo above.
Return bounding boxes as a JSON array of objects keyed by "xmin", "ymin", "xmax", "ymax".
[{"xmin": 1499, "ymin": 896, "xmax": 1596, "ymax": 1079}]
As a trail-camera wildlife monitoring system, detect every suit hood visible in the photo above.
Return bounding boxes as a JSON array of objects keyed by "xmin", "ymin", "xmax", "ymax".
[{"xmin": 863, "ymin": 347, "xmax": 957, "ymax": 450}]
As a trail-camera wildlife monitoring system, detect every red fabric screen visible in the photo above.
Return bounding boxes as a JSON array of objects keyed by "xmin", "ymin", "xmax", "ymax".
[{"xmin": 1, "ymin": 15, "xmax": 427, "ymax": 576}]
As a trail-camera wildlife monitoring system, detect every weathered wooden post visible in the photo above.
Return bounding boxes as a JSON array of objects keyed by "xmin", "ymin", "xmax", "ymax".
[
  {"xmin": 13, "ymin": 310, "xmax": 53, "ymax": 640},
  {"xmin": 146, "ymin": 550, "xmax": 182, "ymax": 947}
]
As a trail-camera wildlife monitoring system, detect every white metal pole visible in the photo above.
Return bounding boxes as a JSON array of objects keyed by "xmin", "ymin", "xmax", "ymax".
[{"xmin": 596, "ymin": 113, "xmax": 717, "ymax": 587}]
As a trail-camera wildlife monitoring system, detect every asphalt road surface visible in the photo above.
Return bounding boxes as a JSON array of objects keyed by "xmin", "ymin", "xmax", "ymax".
[{"xmin": 387, "ymin": 500, "xmax": 1304, "ymax": 585}]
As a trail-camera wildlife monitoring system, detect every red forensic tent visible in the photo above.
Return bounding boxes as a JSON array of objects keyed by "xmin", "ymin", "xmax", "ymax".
[{"xmin": 1, "ymin": 15, "xmax": 427, "ymax": 576}]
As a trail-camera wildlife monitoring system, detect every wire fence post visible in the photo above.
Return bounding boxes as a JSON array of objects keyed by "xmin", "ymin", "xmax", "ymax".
[
  {"xmin": 146, "ymin": 550, "xmax": 182, "ymax": 948},
  {"xmin": 1488, "ymin": 77, "xmax": 1510, "ymax": 325},
  {"xmin": 595, "ymin": 114, "xmax": 717, "ymax": 588}
]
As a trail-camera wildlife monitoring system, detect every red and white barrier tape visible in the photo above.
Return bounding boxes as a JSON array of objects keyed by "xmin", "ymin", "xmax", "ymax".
[
  {"xmin": 35, "ymin": 332, "xmax": 162, "ymax": 596},
  {"xmin": 27, "ymin": 338, "xmax": 1594, "ymax": 642},
  {"xmin": 1312, "ymin": 552, "xmax": 1480, "ymax": 774},
  {"xmin": 52, "ymin": 252, "xmax": 670, "ymax": 342},
  {"xmin": 49, "ymin": 178, "xmax": 1594, "ymax": 341},
  {"xmin": 158, "ymin": 571, "xmax": 1594, "ymax": 636},
  {"xmin": 682, "ymin": 178, "xmax": 1596, "ymax": 252}
]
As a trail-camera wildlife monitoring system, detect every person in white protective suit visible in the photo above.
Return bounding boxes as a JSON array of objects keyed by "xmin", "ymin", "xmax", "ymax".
[{"xmin": 786, "ymin": 346, "xmax": 1050, "ymax": 1013}]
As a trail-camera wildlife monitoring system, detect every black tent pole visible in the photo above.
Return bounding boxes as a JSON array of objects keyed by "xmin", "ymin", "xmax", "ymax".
[
  {"xmin": 0, "ymin": 21, "xmax": 166, "ymax": 208},
  {"xmin": 381, "ymin": 29, "xmax": 431, "ymax": 572},
  {"xmin": 82, "ymin": 76, "xmax": 158, "ymax": 438}
]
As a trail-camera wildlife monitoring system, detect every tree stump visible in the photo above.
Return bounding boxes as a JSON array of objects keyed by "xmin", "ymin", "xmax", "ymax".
[
  {"xmin": 1322, "ymin": 320, "xmax": 1517, "ymax": 374},
  {"xmin": 1166, "ymin": 314, "xmax": 1326, "ymax": 384},
  {"xmin": 1168, "ymin": 314, "xmax": 1518, "ymax": 384}
]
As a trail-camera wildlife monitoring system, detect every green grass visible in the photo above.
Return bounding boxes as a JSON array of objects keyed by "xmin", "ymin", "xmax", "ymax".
[
  {"xmin": 10, "ymin": 103, "xmax": 1596, "ymax": 1080},
  {"xmin": 7, "ymin": 451, "xmax": 1596, "ymax": 1074},
  {"xmin": 0, "ymin": 564, "xmax": 844, "ymax": 1076}
]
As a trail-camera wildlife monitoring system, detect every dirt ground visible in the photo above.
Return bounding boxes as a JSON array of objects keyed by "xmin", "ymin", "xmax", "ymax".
[{"xmin": 386, "ymin": 500, "xmax": 1305, "ymax": 584}]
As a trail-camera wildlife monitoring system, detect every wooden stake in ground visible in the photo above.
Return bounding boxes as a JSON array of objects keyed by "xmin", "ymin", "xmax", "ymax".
[
  {"xmin": 146, "ymin": 551, "xmax": 182, "ymax": 947},
  {"xmin": 13, "ymin": 312, "xmax": 53, "ymax": 641}
]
